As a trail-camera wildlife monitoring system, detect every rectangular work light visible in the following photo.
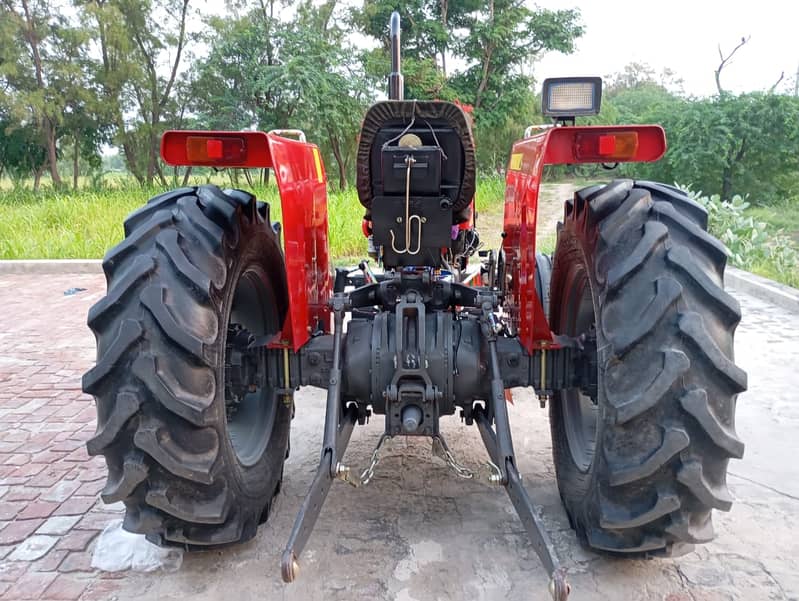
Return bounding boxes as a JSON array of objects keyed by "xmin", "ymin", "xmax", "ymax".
[{"xmin": 542, "ymin": 77, "xmax": 602, "ymax": 118}]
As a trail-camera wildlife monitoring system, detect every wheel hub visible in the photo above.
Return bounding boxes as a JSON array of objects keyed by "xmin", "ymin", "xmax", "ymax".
[
  {"xmin": 560, "ymin": 268, "xmax": 599, "ymax": 474},
  {"xmin": 224, "ymin": 269, "xmax": 279, "ymax": 467},
  {"xmin": 224, "ymin": 323, "xmax": 261, "ymax": 410}
]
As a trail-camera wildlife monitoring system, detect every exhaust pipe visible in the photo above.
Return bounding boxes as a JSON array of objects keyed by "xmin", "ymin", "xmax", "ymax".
[{"xmin": 388, "ymin": 11, "xmax": 403, "ymax": 100}]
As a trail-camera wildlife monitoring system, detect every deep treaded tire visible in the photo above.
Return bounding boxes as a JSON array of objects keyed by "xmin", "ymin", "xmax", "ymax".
[
  {"xmin": 83, "ymin": 185, "xmax": 290, "ymax": 548},
  {"xmin": 549, "ymin": 179, "xmax": 747, "ymax": 556}
]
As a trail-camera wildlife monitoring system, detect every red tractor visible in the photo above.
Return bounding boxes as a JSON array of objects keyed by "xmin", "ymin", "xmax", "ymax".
[{"xmin": 83, "ymin": 13, "xmax": 745, "ymax": 599}]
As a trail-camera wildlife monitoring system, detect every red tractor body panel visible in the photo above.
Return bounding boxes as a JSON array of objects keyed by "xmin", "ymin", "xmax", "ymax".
[
  {"xmin": 503, "ymin": 125, "xmax": 666, "ymax": 352},
  {"xmin": 161, "ymin": 130, "xmax": 331, "ymax": 351},
  {"xmin": 267, "ymin": 134, "xmax": 332, "ymax": 351}
]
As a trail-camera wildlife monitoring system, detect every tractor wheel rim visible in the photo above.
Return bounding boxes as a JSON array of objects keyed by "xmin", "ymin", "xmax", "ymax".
[
  {"xmin": 561, "ymin": 265, "xmax": 599, "ymax": 473},
  {"xmin": 225, "ymin": 267, "xmax": 278, "ymax": 467}
]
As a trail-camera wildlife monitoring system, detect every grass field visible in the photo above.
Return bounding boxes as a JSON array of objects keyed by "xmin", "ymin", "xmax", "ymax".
[
  {"xmin": 2, "ymin": 176, "xmax": 796, "ymax": 288},
  {"xmin": 747, "ymin": 200, "xmax": 799, "ymax": 244},
  {"xmin": 0, "ymin": 176, "xmax": 509, "ymax": 264}
]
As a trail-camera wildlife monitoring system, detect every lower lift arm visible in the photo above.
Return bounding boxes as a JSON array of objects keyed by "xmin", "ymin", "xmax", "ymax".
[
  {"xmin": 280, "ymin": 294, "xmax": 358, "ymax": 582},
  {"xmin": 475, "ymin": 303, "xmax": 570, "ymax": 600}
]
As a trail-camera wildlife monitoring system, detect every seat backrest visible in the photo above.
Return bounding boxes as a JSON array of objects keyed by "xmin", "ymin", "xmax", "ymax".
[{"xmin": 356, "ymin": 100, "xmax": 476, "ymax": 218}]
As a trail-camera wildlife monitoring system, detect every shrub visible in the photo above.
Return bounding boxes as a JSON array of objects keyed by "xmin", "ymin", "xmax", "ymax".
[{"xmin": 680, "ymin": 185, "xmax": 799, "ymax": 288}]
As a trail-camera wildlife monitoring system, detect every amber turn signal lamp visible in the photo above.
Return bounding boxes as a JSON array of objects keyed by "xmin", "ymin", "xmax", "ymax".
[
  {"xmin": 185, "ymin": 136, "xmax": 246, "ymax": 164},
  {"xmin": 574, "ymin": 131, "xmax": 639, "ymax": 161}
]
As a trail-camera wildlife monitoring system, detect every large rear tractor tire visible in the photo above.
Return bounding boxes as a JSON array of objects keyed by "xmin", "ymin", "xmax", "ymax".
[
  {"xmin": 83, "ymin": 185, "xmax": 291, "ymax": 548},
  {"xmin": 549, "ymin": 179, "xmax": 747, "ymax": 555}
]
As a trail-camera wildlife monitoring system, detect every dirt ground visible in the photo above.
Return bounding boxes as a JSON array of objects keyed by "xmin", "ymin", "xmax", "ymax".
[{"xmin": 477, "ymin": 183, "xmax": 576, "ymax": 253}]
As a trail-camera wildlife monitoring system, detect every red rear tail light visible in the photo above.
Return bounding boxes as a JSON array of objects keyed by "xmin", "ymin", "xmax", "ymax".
[
  {"xmin": 185, "ymin": 136, "xmax": 246, "ymax": 164},
  {"xmin": 574, "ymin": 132, "xmax": 639, "ymax": 161},
  {"xmin": 161, "ymin": 130, "xmax": 274, "ymax": 168}
]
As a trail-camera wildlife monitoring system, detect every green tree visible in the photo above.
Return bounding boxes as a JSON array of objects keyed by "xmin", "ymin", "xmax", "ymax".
[
  {"xmin": 450, "ymin": 2, "xmax": 582, "ymax": 118},
  {"xmin": 354, "ymin": 1, "xmax": 583, "ymax": 172},
  {"xmin": 191, "ymin": 0, "xmax": 371, "ymax": 189},
  {"xmin": 665, "ymin": 93, "xmax": 799, "ymax": 202},
  {"xmin": 0, "ymin": 113, "xmax": 46, "ymax": 185},
  {"xmin": 354, "ymin": 0, "xmax": 481, "ymax": 98},
  {"xmin": 82, "ymin": 0, "xmax": 190, "ymax": 186},
  {"xmin": 0, "ymin": 0, "xmax": 89, "ymax": 188}
]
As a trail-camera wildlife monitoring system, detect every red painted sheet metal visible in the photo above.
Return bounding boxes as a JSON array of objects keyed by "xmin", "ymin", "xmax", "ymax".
[
  {"xmin": 502, "ymin": 130, "xmax": 555, "ymax": 352},
  {"xmin": 502, "ymin": 125, "xmax": 667, "ymax": 353},
  {"xmin": 267, "ymin": 133, "xmax": 332, "ymax": 351}
]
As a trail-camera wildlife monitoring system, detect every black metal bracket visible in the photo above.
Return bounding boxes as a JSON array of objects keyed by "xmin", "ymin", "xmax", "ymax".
[{"xmin": 280, "ymin": 295, "xmax": 358, "ymax": 583}]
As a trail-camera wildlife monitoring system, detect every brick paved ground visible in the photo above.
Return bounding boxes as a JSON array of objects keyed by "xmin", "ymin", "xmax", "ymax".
[
  {"xmin": 0, "ymin": 274, "xmax": 115, "ymax": 601},
  {"xmin": 0, "ymin": 272, "xmax": 797, "ymax": 601}
]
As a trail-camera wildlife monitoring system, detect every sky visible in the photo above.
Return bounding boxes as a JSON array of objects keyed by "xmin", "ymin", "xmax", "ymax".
[{"xmin": 534, "ymin": 0, "xmax": 799, "ymax": 97}]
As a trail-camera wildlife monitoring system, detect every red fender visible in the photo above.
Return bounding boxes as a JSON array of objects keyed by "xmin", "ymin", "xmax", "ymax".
[
  {"xmin": 502, "ymin": 125, "xmax": 666, "ymax": 352},
  {"xmin": 161, "ymin": 130, "xmax": 332, "ymax": 351},
  {"xmin": 267, "ymin": 134, "xmax": 331, "ymax": 351}
]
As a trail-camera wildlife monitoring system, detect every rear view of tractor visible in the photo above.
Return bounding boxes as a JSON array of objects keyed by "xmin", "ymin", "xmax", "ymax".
[{"xmin": 82, "ymin": 12, "xmax": 745, "ymax": 599}]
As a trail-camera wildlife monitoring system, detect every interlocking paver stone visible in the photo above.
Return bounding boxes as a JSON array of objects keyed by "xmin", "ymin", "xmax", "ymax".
[
  {"xmin": 0, "ymin": 560, "xmax": 28, "ymax": 583},
  {"xmin": 56, "ymin": 529, "xmax": 99, "ymax": 552},
  {"xmin": 17, "ymin": 500, "xmax": 59, "ymax": 519},
  {"xmin": 30, "ymin": 548, "xmax": 68, "ymax": 572},
  {"xmin": 44, "ymin": 573, "xmax": 91, "ymax": 600},
  {"xmin": 4, "ymin": 487, "xmax": 41, "ymax": 502},
  {"xmin": 41, "ymin": 479, "xmax": 82, "ymax": 503},
  {"xmin": 0, "ymin": 500, "xmax": 25, "ymax": 520},
  {"xmin": 54, "ymin": 496, "xmax": 96, "ymax": 517},
  {"xmin": 0, "ymin": 518, "xmax": 43, "ymax": 544},
  {"xmin": 8, "ymin": 534, "xmax": 59, "ymax": 561},
  {"xmin": 37, "ymin": 515, "xmax": 81, "ymax": 535},
  {"xmin": 4, "ymin": 570, "xmax": 58, "ymax": 600},
  {"xmin": 0, "ymin": 544, "xmax": 14, "ymax": 559},
  {"xmin": 58, "ymin": 550, "xmax": 94, "ymax": 573}
]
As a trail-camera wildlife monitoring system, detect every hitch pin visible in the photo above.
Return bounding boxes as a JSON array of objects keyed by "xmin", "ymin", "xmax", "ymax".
[{"xmin": 335, "ymin": 462, "xmax": 359, "ymax": 487}]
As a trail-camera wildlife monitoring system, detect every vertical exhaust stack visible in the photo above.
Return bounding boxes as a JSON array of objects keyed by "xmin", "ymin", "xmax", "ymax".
[{"xmin": 388, "ymin": 11, "xmax": 403, "ymax": 100}]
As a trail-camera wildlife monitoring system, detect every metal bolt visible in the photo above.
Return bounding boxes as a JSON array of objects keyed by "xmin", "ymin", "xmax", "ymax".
[
  {"xmin": 486, "ymin": 460, "xmax": 503, "ymax": 485},
  {"xmin": 335, "ymin": 462, "xmax": 350, "ymax": 477},
  {"xmin": 396, "ymin": 217, "xmax": 403, "ymax": 223}
]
